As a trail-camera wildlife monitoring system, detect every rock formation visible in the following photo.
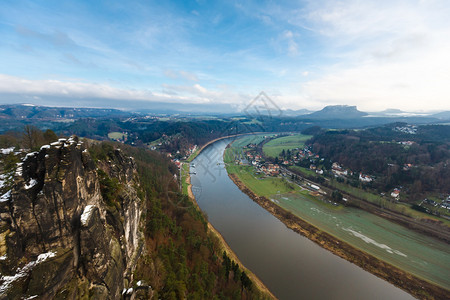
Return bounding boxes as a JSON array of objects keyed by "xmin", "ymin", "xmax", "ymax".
[{"xmin": 0, "ymin": 137, "xmax": 148, "ymax": 299}]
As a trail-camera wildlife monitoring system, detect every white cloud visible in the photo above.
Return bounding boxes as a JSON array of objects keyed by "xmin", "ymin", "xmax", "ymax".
[
  {"xmin": 0, "ymin": 74, "xmax": 208, "ymax": 104},
  {"xmin": 299, "ymin": 39, "xmax": 450, "ymax": 111},
  {"xmin": 283, "ymin": 30, "xmax": 299, "ymax": 56},
  {"xmin": 287, "ymin": 0, "xmax": 450, "ymax": 111},
  {"xmin": 161, "ymin": 82, "xmax": 250, "ymax": 105}
]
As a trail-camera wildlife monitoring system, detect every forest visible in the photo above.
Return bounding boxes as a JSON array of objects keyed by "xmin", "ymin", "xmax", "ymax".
[{"xmin": 91, "ymin": 142, "xmax": 262, "ymax": 299}]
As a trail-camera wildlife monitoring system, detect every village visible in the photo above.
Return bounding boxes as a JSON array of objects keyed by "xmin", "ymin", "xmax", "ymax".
[{"xmin": 224, "ymin": 141, "xmax": 450, "ymax": 215}]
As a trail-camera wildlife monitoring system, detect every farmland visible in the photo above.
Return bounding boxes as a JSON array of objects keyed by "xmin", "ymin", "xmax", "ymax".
[{"xmin": 263, "ymin": 134, "xmax": 311, "ymax": 158}]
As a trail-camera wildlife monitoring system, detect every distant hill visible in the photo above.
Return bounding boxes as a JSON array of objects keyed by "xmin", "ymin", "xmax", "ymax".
[
  {"xmin": 282, "ymin": 108, "xmax": 312, "ymax": 116},
  {"xmin": 368, "ymin": 108, "xmax": 405, "ymax": 117},
  {"xmin": 0, "ymin": 104, "xmax": 130, "ymax": 120},
  {"xmin": 306, "ymin": 105, "xmax": 368, "ymax": 119},
  {"xmin": 367, "ymin": 108, "xmax": 436, "ymax": 118},
  {"xmin": 431, "ymin": 111, "xmax": 450, "ymax": 120}
]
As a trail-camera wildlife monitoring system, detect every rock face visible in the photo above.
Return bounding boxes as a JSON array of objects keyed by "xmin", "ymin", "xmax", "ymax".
[{"xmin": 0, "ymin": 137, "xmax": 145, "ymax": 299}]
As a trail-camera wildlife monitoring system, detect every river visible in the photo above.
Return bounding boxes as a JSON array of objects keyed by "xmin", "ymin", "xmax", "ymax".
[{"xmin": 190, "ymin": 138, "xmax": 415, "ymax": 299}]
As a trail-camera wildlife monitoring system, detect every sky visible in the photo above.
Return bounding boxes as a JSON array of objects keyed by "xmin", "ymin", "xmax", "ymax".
[{"xmin": 0, "ymin": 0, "xmax": 449, "ymax": 112}]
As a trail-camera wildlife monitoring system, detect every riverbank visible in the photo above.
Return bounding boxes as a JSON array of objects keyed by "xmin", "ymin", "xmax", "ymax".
[
  {"xmin": 185, "ymin": 132, "xmax": 267, "ymax": 162},
  {"xmin": 183, "ymin": 163, "xmax": 276, "ymax": 299},
  {"xmin": 227, "ymin": 172, "xmax": 449, "ymax": 300}
]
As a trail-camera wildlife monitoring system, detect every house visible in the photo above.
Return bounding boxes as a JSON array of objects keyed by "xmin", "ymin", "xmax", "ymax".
[
  {"xmin": 332, "ymin": 166, "xmax": 348, "ymax": 177},
  {"xmin": 316, "ymin": 169, "xmax": 323, "ymax": 175},
  {"xmin": 441, "ymin": 203, "xmax": 450, "ymax": 210},
  {"xmin": 403, "ymin": 163, "xmax": 413, "ymax": 171},
  {"xmin": 265, "ymin": 164, "xmax": 280, "ymax": 176},
  {"xmin": 172, "ymin": 159, "xmax": 181, "ymax": 169},
  {"xmin": 391, "ymin": 188, "xmax": 400, "ymax": 199},
  {"xmin": 359, "ymin": 173, "xmax": 373, "ymax": 182}
]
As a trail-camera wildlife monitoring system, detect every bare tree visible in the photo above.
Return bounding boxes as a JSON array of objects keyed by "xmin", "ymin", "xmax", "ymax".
[{"xmin": 22, "ymin": 125, "xmax": 42, "ymax": 150}]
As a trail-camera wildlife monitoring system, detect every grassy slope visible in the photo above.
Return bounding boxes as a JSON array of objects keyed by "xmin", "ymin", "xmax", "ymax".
[{"xmin": 262, "ymin": 134, "xmax": 311, "ymax": 158}]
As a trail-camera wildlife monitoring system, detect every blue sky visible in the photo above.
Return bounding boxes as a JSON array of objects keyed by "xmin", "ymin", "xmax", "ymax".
[{"xmin": 0, "ymin": 0, "xmax": 449, "ymax": 111}]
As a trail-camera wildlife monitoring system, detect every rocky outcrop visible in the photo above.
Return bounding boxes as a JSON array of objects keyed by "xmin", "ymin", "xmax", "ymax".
[{"xmin": 0, "ymin": 137, "xmax": 147, "ymax": 299}]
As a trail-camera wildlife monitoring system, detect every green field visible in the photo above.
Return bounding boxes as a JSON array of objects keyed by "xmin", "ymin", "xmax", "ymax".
[
  {"xmin": 108, "ymin": 132, "xmax": 127, "ymax": 140},
  {"xmin": 289, "ymin": 165, "xmax": 317, "ymax": 177},
  {"xmin": 263, "ymin": 134, "xmax": 311, "ymax": 158},
  {"xmin": 226, "ymin": 163, "xmax": 301, "ymax": 197},
  {"xmin": 230, "ymin": 134, "xmax": 274, "ymax": 149}
]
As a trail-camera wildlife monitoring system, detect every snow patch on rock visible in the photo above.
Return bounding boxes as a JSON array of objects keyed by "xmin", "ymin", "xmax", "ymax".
[
  {"xmin": 25, "ymin": 179, "xmax": 37, "ymax": 190},
  {"xmin": 0, "ymin": 251, "xmax": 56, "ymax": 294},
  {"xmin": 0, "ymin": 190, "xmax": 11, "ymax": 202},
  {"xmin": 1, "ymin": 147, "xmax": 15, "ymax": 155},
  {"xmin": 81, "ymin": 205, "xmax": 95, "ymax": 226}
]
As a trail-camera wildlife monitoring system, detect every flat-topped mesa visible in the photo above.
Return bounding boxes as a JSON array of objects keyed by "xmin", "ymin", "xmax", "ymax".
[
  {"xmin": 0, "ymin": 137, "xmax": 145, "ymax": 299},
  {"xmin": 307, "ymin": 105, "xmax": 368, "ymax": 119}
]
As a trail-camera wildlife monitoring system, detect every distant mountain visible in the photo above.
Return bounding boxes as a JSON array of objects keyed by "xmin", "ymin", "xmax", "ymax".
[
  {"xmin": 367, "ymin": 108, "xmax": 434, "ymax": 118},
  {"xmin": 136, "ymin": 101, "xmax": 238, "ymax": 115},
  {"xmin": 372, "ymin": 108, "xmax": 405, "ymax": 116},
  {"xmin": 282, "ymin": 108, "xmax": 313, "ymax": 116},
  {"xmin": 0, "ymin": 95, "xmax": 239, "ymax": 116},
  {"xmin": 431, "ymin": 111, "xmax": 450, "ymax": 120},
  {"xmin": 381, "ymin": 108, "xmax": 404, "ymax": 114},
  {"xmin": 0, "ymin": 104, "xmax": 130, "ymax": 120},
  {"xmin": 305, "ymin": 105, "xmax": 368, "ymax": 119}
]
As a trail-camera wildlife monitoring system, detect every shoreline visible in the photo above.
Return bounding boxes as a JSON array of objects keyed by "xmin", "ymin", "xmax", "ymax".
[
  {"xmin": 184, "ymin": 163, "xmax": 276, "ymax": 299},
  {"xmin": 186, "ymin": 132, "xmax": 268, "ymax": 162},
  {"xmin": 227, "ymin": 172, "xmax": 449, "ymax": 300}
]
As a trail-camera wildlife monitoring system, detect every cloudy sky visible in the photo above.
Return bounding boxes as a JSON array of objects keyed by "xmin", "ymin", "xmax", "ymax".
[{"xmin": 1, "ymin": 0, "xmax": 449, "ymax": 111}]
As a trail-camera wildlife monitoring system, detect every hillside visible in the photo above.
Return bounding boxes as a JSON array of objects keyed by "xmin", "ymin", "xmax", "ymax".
[{"xmin": 0, "ymin": 136, "xmax": 268, "ymax": 299}]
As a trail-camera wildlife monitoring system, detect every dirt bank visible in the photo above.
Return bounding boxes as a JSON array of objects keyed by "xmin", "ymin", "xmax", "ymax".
[{"xmin": 228, "ymin": 173, "xmax": 449, "ymax": 300}]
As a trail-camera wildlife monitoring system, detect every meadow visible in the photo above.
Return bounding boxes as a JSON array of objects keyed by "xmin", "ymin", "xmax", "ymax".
[{"xmin": 263, "ymin": 134, "xmax": 311, "ymax": 158}]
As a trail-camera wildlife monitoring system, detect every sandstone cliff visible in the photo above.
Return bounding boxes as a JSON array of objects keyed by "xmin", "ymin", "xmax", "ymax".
[{"xmin": 0, "ymin": 137, "xmax": 148, "ymax": 299}]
